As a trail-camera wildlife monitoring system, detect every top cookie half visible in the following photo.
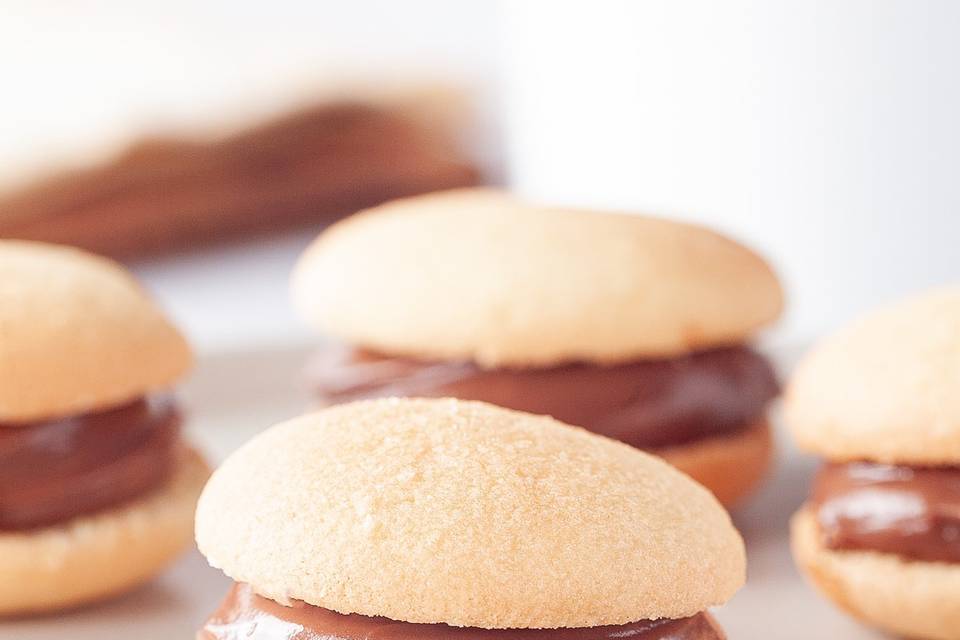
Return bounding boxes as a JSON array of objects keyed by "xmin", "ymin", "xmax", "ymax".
[
  {"xmin": 786, "ymin": 287, "xmax": 960, "ymax": 465},
  {"xmin": 292, "ymin": 189, "xmax": 783, "ymax": 367},
  {"xmin": 196, "ymin": 398, "xmax": 745, "ymax": 628},
  {"xmin": 0, "ymin": 241, "xmax": 192, "ymax": 423}
]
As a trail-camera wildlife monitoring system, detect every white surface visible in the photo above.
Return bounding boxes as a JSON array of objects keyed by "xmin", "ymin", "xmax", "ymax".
[
  {"xmin": 1, "ymin": 342, "xmax": 887, "ymax": 639},
  {"xmin": 501, "ymin": 0, "xmax": 960, "ymax": 340}
]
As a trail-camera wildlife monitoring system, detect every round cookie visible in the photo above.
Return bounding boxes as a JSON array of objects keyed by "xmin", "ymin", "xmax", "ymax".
[
  {"xmin": 791, "ymin": 508, "xmax": 960, "ymax": 640},
  {"xmin": 785, "ymin": 287, "xmax": 960, "ymax": 465},
  {"xmin": 291, "ymin": 188, "xmax": 783, "ymax": 367},
  {"xmin": 0, "ymin": 241, "xmax": 192, "ymax": 423},
  {"xmin": 196, "ymin": 398, "xmax": 745, "ymax": 629},
  {"xmin": 658, "ymin": 418, "xmax": 773, "ymax": 507},
  {"xmin": 0, "ymin": 448, "xmax": 209, "ymax": 616}
]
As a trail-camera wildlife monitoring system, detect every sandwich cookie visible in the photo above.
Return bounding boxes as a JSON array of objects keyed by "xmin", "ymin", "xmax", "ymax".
[
  {"xmin": 786, "ymin": 288, "xmax": 960, "ymax": 640},
  {"xmin": 291, "ymin": 189, "xmax": 784, "ymax": 506},
  {"xmin": 196, "ymin": 398, "xmax": 745, "ymax": 639},
  {"xmin": 0, "ymin": 240, "xmax": 209, "ymax": 615}
]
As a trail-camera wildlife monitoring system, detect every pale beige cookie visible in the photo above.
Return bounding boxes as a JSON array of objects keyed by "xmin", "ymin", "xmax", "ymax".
[
  {"xmin": 0, "ymin": 241, "xmax": 192, "ymax": 423},
  {"xmin": 196, "ymin": 398, "xmax": 745, "ymax": 629},
  {"xmin": 291, "ymin": 189, "xmax": 782, "ymax": 367},
  {"xmin": 785, "ymin": 287, "xmax": 960, "ymax": 464},
  {"xmin": 791, "ymin": 507, "xmax": 960, "ymax": 640},
  {"xmin": 0, "ymin": 447, "xmax": 209, "ymax": 616},
  {"xmin": 657, "ymin": 419, "xmax": 772, "ymax": 508}
]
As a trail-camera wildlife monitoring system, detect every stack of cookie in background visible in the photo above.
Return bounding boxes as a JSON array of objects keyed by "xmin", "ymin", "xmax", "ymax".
[{"xmin": 0, "ymin": 85, "xmax": 483, "ymax": 259}]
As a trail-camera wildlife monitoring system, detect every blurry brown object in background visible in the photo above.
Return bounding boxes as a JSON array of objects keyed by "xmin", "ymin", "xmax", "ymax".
[{"xmin": 0, "ymin": 96, "xmax": 482, "ymax": 259}]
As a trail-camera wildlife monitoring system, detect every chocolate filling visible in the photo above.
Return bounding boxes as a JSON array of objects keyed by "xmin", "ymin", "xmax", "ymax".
[
  {"xmin": 308, "ymin": 343, "xmax": 778, "ymax": 449},
  {"xmin": 811, "ymin": 462, "xmax": 960, "ymax": 563},
  {"xmin": 199, "ymin": 583, "xmax": 724, "ymax": 640},
  {"xmin": 0, "ymin": 396, "xmax": 180, "ymax": 530}
]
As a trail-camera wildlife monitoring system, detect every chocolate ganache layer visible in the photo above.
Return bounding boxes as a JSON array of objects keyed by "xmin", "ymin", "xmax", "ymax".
[
  {"xmin": 811, "ymin": 462, "xmax": 960, "ymax": 563},
  {"xmin": 0, "ymin": 396, "xmax": 180, "ymax": 530},
  {"xmin": 199, "ymin": 583, "xmax": 725, "ymax": 640},
  {"xmin": 308, "ymin": 343, "xmax": 778, "ymax": 449}
]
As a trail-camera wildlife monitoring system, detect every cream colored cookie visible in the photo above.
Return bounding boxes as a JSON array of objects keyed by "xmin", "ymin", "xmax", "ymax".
[
  {"xmin": 791, "ymin": 507, "xmax": 960, "ymax": 640},
  {"xmin": 291, "ymin": 189, "xmax": 782, "ymax": 367},
  {"xmin": 196, "ymin": 398, "xmax": 745, "ymax": 628},
  {"xmin": 0, "ymin": 241, "xmax": 192, "ymax": 423},
  {"xmin": 0, "ymin": 447, "xmax": 209, "ymax": 616},
  {"xmin": 657, "ymin": 419, "xmax": 772, "ymax": 508},
  {"xmin": 785, "ymin": 287, "xmax": 960, "ymax": 464}
]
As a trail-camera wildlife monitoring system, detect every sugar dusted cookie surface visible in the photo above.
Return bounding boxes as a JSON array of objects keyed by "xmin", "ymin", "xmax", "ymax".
[{"xmin": 196, "ymin": 398, "xmax": 745, "ymax": 629}]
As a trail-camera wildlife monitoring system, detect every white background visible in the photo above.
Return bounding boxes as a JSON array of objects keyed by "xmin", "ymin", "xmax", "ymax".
[{"xmin": 503, "ymin": 0, "xmax": 960, "ymax": 339}]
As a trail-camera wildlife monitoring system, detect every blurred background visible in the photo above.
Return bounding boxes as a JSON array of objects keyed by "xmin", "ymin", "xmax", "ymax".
[
  {"xmin": 2, "ymin": 0, "xmax": 959, "ymax": 352},
  {"xmin": 4, "ymin": 4, "xmax": 959, "ymax": 638}
]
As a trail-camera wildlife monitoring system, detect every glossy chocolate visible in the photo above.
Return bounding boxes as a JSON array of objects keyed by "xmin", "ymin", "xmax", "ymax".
[
  {"xmin": 0, "ymin": 396, "xmax": 180, "ymax": 530},
  {"xmin": 308, "ymin": 343, "xmax": 778, "ymax": 449},
  {"xmin": 199, "ymin": 583, "xmax": 724, "ymax": 640},
  {"xmin": 811, "ymin": 462, "xmax": 960, "ymax": 563}
]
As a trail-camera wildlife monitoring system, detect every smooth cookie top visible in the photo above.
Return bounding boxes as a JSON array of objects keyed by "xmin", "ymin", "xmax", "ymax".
[
  {"xmin": 292, "ymin": 189, "xmax": 782, "ymax": 367},
  {"xmin": 0, "ymin": 241, "xmax": 191, "ymax": 422},
  {"xmin": 786, "ymin": 287, "xmax": 960, "ymax": 464}
]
